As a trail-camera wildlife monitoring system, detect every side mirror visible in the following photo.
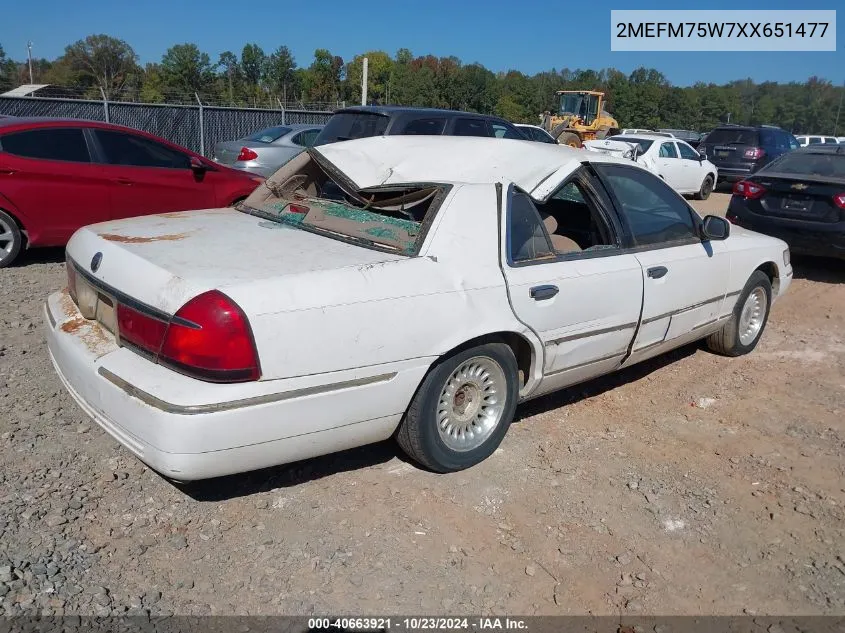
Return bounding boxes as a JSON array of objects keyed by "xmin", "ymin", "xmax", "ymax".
[
  {"xmin": 190, "ymin": 156, "xmax": 207, "ymax": 174},
  {"xmin": 700, "ymin": 215, "xmax": 730, "ymax": 241}
]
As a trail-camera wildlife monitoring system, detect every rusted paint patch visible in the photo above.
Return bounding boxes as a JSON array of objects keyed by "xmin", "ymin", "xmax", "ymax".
[
  {"xmin": 59, "ymin": 291, "xmax": 78, "ymax": 319},
  {"xmin": 60, "ymin": 317, "xmax": 115, "ymax": 357},
  {"xmin": 61, "ymin": 317, "xmax": 86, "ymax": 334},
  {"xmin": 98, "ymin": 232, "xmax": 189, "ymax": 243}
]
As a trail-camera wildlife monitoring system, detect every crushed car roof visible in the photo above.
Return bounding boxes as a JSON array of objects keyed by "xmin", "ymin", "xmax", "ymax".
[{"xmin": 311, "ymin": 135, "xmax": 635, "ymax": 201}]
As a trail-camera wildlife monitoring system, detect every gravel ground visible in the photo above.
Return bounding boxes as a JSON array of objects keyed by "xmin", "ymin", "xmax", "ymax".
[{"xmin": 1, "ymin": 193, "xmax": 844, "ymax": 616}]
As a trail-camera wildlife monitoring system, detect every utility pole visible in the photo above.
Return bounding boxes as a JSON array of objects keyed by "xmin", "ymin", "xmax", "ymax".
[
  {"xmin": 726, "ymin": 112, "xmax": 731, "ymax": 123},
  {"xmin": 27, "ymin": 41, "xmax": 33, "ymax": 84},
  {"xmin": 835, "ymin": 80, "xmax": 844, "ymax": 136},
  {"xmin": 361, "ymin": 57, "xmax": 368, "ymax": 106}
]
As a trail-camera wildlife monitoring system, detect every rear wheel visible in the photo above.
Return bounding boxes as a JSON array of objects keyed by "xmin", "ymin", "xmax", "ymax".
[
  {"xmin": 555, "ymin": 131, "xmax": 582, "ymax": 148},
  {"xmin": 396, "ymin": 343, "xmax": 519, "ymax": 473},
  {"xmin": 0, "ymin": 209, "xmax": 23, "ymax": 268},
  {"xmin": 695, "ymin": 175, "xmax": 714, "ymax": 200},
  {"xmin": 706, "ymin": 271, "xmax": 772, "ymax": 356}
]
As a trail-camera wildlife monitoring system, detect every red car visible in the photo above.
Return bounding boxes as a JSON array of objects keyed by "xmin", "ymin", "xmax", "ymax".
[{"xmin": 0, "ymin": 118, "xmax": 264, "ymax": 267}]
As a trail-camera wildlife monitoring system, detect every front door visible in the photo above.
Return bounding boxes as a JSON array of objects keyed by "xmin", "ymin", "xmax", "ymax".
[
  {"xmin": 594, "ymin": 163, "xmax": 731, "ymax": 365},
  {"xmin": 500, "ymin": 170, "xmax": 644, "ymax": 396}
]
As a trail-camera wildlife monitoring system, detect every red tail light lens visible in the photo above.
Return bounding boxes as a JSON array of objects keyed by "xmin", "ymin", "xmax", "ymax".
[
  {"xmin": 159, "ymin": 290, "xmax": 260, "ymax": 383},
  {"xmin": 116, "ymin": 291, "xmax": 260, "ymax": 383},
  {"xmin": 833, "ymin": 193, "xmax": 845, "ymax": 209},
  {"xmin": 117, "ymin": 304, "xmax": 168, "ymax": 356},
  {"xmin": 236, "ymin": 147, "xmax": 258, "ymax": 162},
  {"xmin": 733, "ymin": 180, "xmax": 766, "ymax": 200},
  {"xmin": 743, "ymin": 147, "xmax": 766, "ymax": 160}
]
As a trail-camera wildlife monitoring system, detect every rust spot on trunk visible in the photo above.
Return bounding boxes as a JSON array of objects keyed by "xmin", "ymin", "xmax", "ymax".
[
  {"xmin": 98, "ymin": 232, "xmax": 188, "ymax": 243},
  {"xmin": 59, "ymin": 291, "xmax": 78, "ymax": 319}
]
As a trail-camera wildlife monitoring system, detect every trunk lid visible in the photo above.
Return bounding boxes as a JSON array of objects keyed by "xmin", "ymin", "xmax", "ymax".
[
  {"xmin": 66, "ymin": 207, "xmax": 406, "ymax": 315},
  {"xmin": 701, "ymin": 128, "xmax": 760, "ymax": 169},
  {"xmin": 748, "ymin": 174, "xmax": 844, "ymax": 223},
  {"xmin": 212, "ymin": 140, "xmax": 249, "ymax": 165}
]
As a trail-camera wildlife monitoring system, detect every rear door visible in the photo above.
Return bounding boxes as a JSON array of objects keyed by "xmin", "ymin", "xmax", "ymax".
[
  {"xmin": 90, "ymin": 128, "xmax": 220, "ymax": 219},
  {"xmin": 595, "ymin": 163, "xmax": 731, "ymax": 364},
  {"xmin": 501, "ymin": 169, "xmax": 644, "ymax": 393},
  {"xmin": 0, "ymin": 126, "xmax": 110, "ymax": 244},
  {"xmin": 654, "ymin": 141, "xmax": 688, "ymax": 190}
]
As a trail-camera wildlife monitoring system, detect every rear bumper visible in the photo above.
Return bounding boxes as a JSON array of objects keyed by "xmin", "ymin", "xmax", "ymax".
[
  {"xmin": 213, "ymin": 160, "xmax": 271, "ymax": 178},
  {"xmin": 715, "ymin": 167, "xmax": 754, "ymax": 182},
  {"xmin": 727, "ymin": 202, "xmax": 845, "ymax": 260},
  {"xmin": 45, "ymin": 290, "xmax": 425, "ymax": 480}
]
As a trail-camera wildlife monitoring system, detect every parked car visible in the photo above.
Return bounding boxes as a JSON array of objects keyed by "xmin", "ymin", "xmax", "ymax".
[
  {"xmin": 0, "ymin": 118, "xmax": 263, "ymax": 268},
  {"xmin": 583, "ymin": 133, "xmax": 718, "ymax": 199},
  {"xmin": 514, "ymin": 124, "xmax": 558, "ymax": 144},
  {"xmin": 795, "ymin": 135, "xmax": 840, "ymax": 147},
  {"xmin": 727, "ymin": 144, "xmax": 845, "ymax": 260},
  {"xmin": 46, "ymin": 136, "xmax": 791, "ymax": 480},
  {"xmin": 698, "ymin": 124, "xmax": 800, "ymax": 183},
  {"xmin": 659, "ymin": 129, "xmax": 704, "ymax": 148},
  {"xmin": 312, "ymin": 106, "xmax": 528, "ymax": 145},
  {"xmin": 212, "ymin": 123, "xmax": 323, "ymax": 177}
]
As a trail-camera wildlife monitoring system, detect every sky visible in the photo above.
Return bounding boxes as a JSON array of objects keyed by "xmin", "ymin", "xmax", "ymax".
[{"xmin": 1, "ymin": 0, "xmax": 842, "ymax": 87}]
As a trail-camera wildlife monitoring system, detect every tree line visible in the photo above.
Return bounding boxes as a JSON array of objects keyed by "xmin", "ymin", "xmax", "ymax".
[{"xmin": 1, "ymin": 36, "xmax": 843, "ymax": 134}]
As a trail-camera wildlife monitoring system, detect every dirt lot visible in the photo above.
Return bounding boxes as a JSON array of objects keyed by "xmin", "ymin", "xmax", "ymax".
[{"xmin": 1, "ymin": 192, "xmax": 844, "ymax": 616}]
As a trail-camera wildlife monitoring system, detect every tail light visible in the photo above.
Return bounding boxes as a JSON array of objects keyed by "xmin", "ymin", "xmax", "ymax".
[
  {"xmin": 236, "ymin": 147, "xmax": 258, "ymax": 162},
  {"xmin": 743, "ymin": 147, "xmax": 766, "ymax": 160},
  {"xmin": 833, "ymin": 193, "xmax": 845, "ymax": 209},
  {"xmin": 117, "ymin": 291, "xmax": 260, "ymax": 383},
  {"xmin": 733, "ymin": 180, "xmax": 766, "ymax": 200}
]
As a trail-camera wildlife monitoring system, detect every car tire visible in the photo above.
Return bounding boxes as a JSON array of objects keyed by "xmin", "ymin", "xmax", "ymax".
[
  {"xmin": 396, "ymin": 343, "xmax": 519, "ymax": 473},
  {"xmin": 706, "ymin": 271, "xmax": 772, "ymax": 357},
  {"xmin": 555, "ymin": 131, "xmax": 582, "ymax": 148},
  {"xmin": 0, "ymin": 209, "xmax": 23, "ymax": 269},
  {"xmin": 695, "ymin": 175, "xmax": 714, "ymax": 200}
]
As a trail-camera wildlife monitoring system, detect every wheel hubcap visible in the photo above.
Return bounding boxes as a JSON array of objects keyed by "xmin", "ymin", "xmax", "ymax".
[
  {"xmin": 738, "ymin": 287, "xmax": 767, "ymax": 346},
  {"xmin": 437, "ymin": 356, "xmax": 508, "ymax": 452},
  {"xmin": 0, "ymin": 217, "xmax": 14, "ymax": 259}
]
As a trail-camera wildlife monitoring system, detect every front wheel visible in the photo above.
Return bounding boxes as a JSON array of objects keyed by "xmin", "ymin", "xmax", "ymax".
[
  {"xmin": 695, "ymin": 175, "xmax": 714, "ymax": 200},
  {"xmin": 706, "ymin": 271, "xmax": 772, "ymax": 356},
  {"xmin": 396, "ymin": 343, "xmax": 519, "ymax": 473},
  {"xmin": 0, "ymin": 209, "xmax": 23, "ymax": 268}
]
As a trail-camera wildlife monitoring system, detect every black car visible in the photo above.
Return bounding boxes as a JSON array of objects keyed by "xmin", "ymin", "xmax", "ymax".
[
  {"xmin": 726, "ymin": 145, "xmax": 845, "ymax": 260},
  {"xmin": 658, "ymin": 129, "xmax": 703, "ymax": 148},
  {"xmin": 699, "ymin": 124, "xmax": 800, "ymax": 183},
  {"xmin": 313, "ymin": 106, "xmax": 528, "ymax": 146}
]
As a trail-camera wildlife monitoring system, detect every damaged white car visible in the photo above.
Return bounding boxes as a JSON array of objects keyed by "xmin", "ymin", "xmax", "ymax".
[
  {"xmin": 584, "ymin": 133, "xmax": 718, "ymax": 200},
  {"xmin": 45, "ymin": 136, "xmax": 791, "ymax": 480}
]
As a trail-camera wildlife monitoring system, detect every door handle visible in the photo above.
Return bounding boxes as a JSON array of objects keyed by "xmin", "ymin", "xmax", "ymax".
[
  {"xmin": 530, "ymin": 285, "xmax": 559, "ymax": 301},
  {"xmin": 0, "ymin": 168, "xmax": 16, "ymax": 175},
  {"xmin": 647, "ymin": 266, "xmax": 668, "ymax": 279},
  {"xmin": 115, "ymin": 178, "xmax": 134, "ymax": 186}
]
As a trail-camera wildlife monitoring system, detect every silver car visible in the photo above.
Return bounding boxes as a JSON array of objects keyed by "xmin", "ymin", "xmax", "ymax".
[{"xmin": 212, "ymin": 124, "xmax": 323, "ymax": 177}]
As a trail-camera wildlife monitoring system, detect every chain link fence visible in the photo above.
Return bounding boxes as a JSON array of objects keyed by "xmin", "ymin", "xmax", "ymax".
[{"xmin": 0, "ymin": 96, "xmax": 335, "ymax": 156}]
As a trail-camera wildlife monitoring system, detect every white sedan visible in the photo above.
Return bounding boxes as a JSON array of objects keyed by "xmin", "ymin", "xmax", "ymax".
[
  {"xmin": 45, "ymin": 136, "xmax": 791, "ymax": 480},
  {"xmin": 585, "ymin": 133, "xmax": 718, "ymax": 199}
]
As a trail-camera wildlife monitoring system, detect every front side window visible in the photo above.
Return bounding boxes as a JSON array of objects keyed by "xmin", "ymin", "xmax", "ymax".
[
  {"xmin": 94, "ymin": 130, "xmax": 191, "ymax": 168},
  {"xmin": 508, "ymin": 192, "xmax": 555, "ymax": 263},
  {"xmin": 677, "ymin": 142, "xmax": 700, "ymax": 160},
  {"xmin": 596, "ymin": 164, "xmax": 699, "ymax": 247},
  {"xmin": 314, "ymin": 112, "xmax": 389, "ymax": 145},
  {"xmin": 659, "ymin": 142, "xmax": 678, "ymax": 158},
  {"xmin": 490, "ymin": 122, "xmax": 524, "ymax": 140},
  {"xmin": 0, "ymin": 128, "xmax": 90, "ymax": 163}
]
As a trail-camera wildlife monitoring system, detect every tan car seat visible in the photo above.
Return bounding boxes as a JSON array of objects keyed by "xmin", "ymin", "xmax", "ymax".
[{"xmin": 542, "ymin": 213, "xmax": 582, "ymax": 254}]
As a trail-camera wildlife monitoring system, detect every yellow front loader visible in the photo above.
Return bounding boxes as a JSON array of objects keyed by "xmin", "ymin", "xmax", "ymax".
[{"xmin": 540, "ymin": 90, "xmax": 619, "ymax": 147}]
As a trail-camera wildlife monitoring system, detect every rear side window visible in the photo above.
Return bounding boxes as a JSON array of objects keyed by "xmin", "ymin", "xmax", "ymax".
[
  {"xmin": 658, "ymin": 142, "xmax": 678, "ymax": 158},
  {"xmin": 825, "ymin": 137, "xmax": 838, "ymax": 144},
  {"xmin": 94, "ymin": 130, "xmax": 191, "ymax": 169},
  {"xmin": 245, "ymin": 126, "xmax": 291, "ymax": 143},
  {"xmin": 397, "ymin": 117, "xmax": 447, "ymax": 135},
  {"xmin": 0, "ymin": 128, "xmax": 90, "ymax": 162},
  {"xmin": 314, "ymin": 112, "xmax": 389, "ymax": 145},
  {"xmin": 509, "ymin": 192, "xmax": 554, "ymax": 263},
  {"xmin": 453, "ymin": 118, "xmax": 489, "ymax": 137},
  {"xmin": 490, "ymin": 122, "xmax": 524, "ymax": 139},
  {"xmin": 705, "ymin": 128, "xmax": 760, "ymax": 146},
  {"xmin": 808, "ymin": 137, "xmax": 822, "ymax": 144}
]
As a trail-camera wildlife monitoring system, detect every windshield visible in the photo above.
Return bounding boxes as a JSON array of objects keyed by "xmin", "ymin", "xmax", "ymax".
[
  {"xmin": 612, "ymin": 137, "xmax": 655, "ymax": 153},
  {"xmin": 764, "ymin": 151, "xmax": 845, "ymax": 178},
  {"xmin": 559, "ymin": 93, "xmax": 583, "ymax": 115},
  {"xmin": 244, "ymin": 126, "xmax": 291, "ymax": 143},
  {"xmin": 314, "ymin": 112, "xmax": 390, "ymax": 145}
]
